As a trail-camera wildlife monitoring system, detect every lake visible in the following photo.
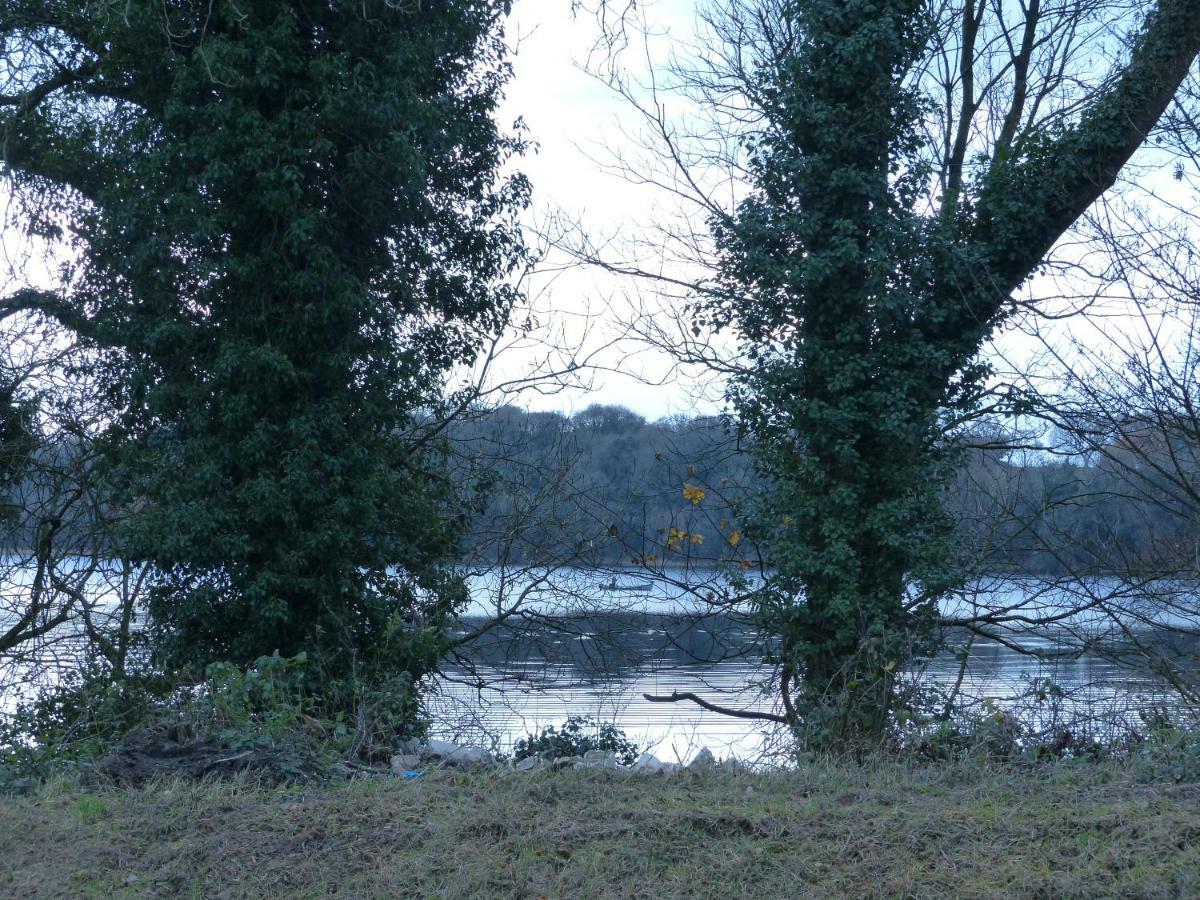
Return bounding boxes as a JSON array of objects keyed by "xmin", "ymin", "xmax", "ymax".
[
  {"xmin": 3, "ymin": 561, "xmax": 1198, "ymax": 762},
  {"xmin": 433, "ymin": 568, "xmax": 1200, "ymax": 761}
]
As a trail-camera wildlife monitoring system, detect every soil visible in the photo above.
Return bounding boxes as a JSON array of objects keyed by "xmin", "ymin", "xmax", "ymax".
[{"xmin": 95, "ymin": 723, "xmax": 320, "ymax": 785}]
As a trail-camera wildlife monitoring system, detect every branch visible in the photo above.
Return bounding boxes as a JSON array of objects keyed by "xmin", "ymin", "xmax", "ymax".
[
  {"xmin": 976, "ymin": 0, "xmax": 1200, "ymax": 301},
  {"xmin": 944, "ymin": 0, "xmax": 985, "ymax": 208},
  {"xmin": 0, "ymin": 59, "xmax": 99, "ymax": 116},
  {"xmin": 642, "ymin": 690, "xmax": 789, "ymax": 723},
  {"xmin": 992, "ymin": 0, "xmax": 1041, "ymax": 158},
  {"xmin": 0, "ymin": 288, "xmax": 103, "ymax": 342}
]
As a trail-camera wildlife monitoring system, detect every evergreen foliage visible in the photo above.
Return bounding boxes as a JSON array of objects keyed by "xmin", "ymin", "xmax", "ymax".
[
  {"xmin": 702, "ymin": 0, "xmax": 1200, "ymax": 745},
  {"xmin": 0, "ymin": 1, "xmax": 527, "ymax": 691},
  {"xmin": 0, "ymin": 380, "xmax": 35, "ymax": 525},
  {"xmin": 512, "ymin": 715, "xmax": 641, "ymax": 766}
]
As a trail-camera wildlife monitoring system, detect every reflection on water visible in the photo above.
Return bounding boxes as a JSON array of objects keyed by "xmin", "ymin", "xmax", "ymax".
[
  {"xmin": 433, "ymin": 611, "xmax": 1198, "ymax": 762},
  {"xmin": 3, "ymin": 561, "xmax": 1198, "ymax": 761},
  {"xmin": 438, "ymin": 569, "xmax": 1200, "ymax": 761}
]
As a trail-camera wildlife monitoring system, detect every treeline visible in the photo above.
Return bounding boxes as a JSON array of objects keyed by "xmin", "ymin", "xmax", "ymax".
[
  {"xmin": 453, "ymin": 404, "xmax": 1199, "ymax": 576},
  {"xmin": 450, "ymin": 404, "xmax": 755, "ymax": 567},
  {"xmin": 5, "ymin": 402, "xmax": 1189, "ymax": 578}
]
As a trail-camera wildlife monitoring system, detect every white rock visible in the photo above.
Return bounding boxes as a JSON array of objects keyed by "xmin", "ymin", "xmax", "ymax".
[
  {"xmin": 444, "ymin": 746, "xmax": 494, "ymax": 768},
  {"xmin": 632, "ymin": 752, "xmax": 680, "ymax": 774},
  {"xmin": 421, "ymin": 739, "xmax": 463, "ymax": 759},
  {"xmin": 514, "ymin": 755, "xmax": 546, "ymax": 772},
  {"xmin": 401, "ymin": 737, "xmax": 425, "ymax": 754},
  {"xmin": 580, "ymin": 749, "xmax": 621, "ymax": 769},
  {"xmin": 414, "ymin": 739, "xmax": 494, "ymax": 768}
]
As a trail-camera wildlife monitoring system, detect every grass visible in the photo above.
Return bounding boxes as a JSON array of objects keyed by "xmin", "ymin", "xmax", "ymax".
[{"xmin": 1, "ymin": 760, "xmax": 1198, "ymax": 898}]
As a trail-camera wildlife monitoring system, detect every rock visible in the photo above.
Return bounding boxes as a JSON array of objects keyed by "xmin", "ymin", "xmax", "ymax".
[
  {"xmin": 688, "ymin": 747, "xmax": 717, "ymax": 769},
  {"xmin": 390, "ymin": 754, "xmax": 421, "ymax": 775},
  {"xmin": 412, "ymin": 739, "xmax": 491, "ymax": 768},
  {"xmin": 718, "ymin": 756, "xmax": 742, "ymax": 774},
  {"xmin": 420, "ymin": 739, "xmax": 464, "ymax": 760},
  {"xmin": 632, "ymin": 752, "xmax": 679, "ymax": 774},
  {"xmin": 580, "ymin": 749, "xmax": 621, "ymax": 769},
  {"xmin": 515, "ymin": 755, "xmax": 546, "ymax": 772},
  {"xmin": 443, "ymin": 747, "xmax": 494, "ymax": 769},
  {"xmin": 550, "ymin": 755, "xmax": 583, "ymax": 769}
]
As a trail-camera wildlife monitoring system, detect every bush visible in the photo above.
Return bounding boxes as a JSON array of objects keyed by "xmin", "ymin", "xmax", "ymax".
[
  {"xmin": 512, "ymin": 716, "xmax": 640, "ymax": 766},
  {"xmin": 0, "ymin": 652, "xmax": 432, "ymax": 784},
  {"xmin": 0, "ymin": 667, "xmax": 172, "ymax": 780}
]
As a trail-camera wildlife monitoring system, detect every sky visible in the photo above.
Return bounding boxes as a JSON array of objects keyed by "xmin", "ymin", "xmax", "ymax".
[
  {"xmin": 3, "ymin": 0, "xmax": 1193, "ymax": 425},
  {"xmin": 484, "ymin": 0, "xmax": 727, "ymax": 422},
  {"xmin": 488, "ymin": 0, "xmax": 1199, "ymax": 428}
]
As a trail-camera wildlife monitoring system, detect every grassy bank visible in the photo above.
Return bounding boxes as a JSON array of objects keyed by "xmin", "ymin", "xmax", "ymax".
[{"xmin": 2, "ymin": 761, "xmax": 1198, "ymax": 898}]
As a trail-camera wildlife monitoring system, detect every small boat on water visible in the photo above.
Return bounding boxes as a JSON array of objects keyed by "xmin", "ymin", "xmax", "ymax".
[{"xmin": 600, "ymin": 576, "xmax": 654, "ymax": 593}]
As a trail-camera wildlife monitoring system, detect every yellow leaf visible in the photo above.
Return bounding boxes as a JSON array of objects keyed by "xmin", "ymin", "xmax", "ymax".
[
  {"xmin": 689, "ymin": 533, "xmax": 704, "ymax": 545},
  {"xmin": 682, "ymin": 484, "xmax": 706, "ymax": 505},
  {"xmin": 728, "ymin": 530, "xmax": 742, "ymax": 547}
]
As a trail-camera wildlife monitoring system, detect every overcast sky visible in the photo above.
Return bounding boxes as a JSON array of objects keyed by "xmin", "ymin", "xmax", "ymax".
[
  {"xmin": 489, "ymin": 0, "xmax": 725, "ymax": 422},
  {"xmin": 492, "ymin": 0, "xmax": 1196, "ymax": 426},
  {"xmin": 3, "ymin": 1, "xmax": 1190, "ymax": 425}
]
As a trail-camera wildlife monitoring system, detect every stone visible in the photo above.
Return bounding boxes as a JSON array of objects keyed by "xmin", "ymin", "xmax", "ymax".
[
  {"xmin": 580, "ymin": 749, "xmax": 621, "ymax": 769},
  {"xmin": 408, "ymin": 739, "xmax": 495, "ymax": 769},
  {"xmin": 400, "ymin": 737, "xmax": 425, "ymax": 755},
  {"xmin": 688, "ymin": 747, "xmax": 717, "ymax": 769},
  {"xmin": 420, "ymin": 739, "xmax": 464, "ymax": 760},
  {"xmin": 632, "ymin": 752, "xmax": 679, "ymax": 774},
  {"xmin": 443, "ymin": 746, "xmax": 494, "ymax": 769},
  {"xmin": 514, "ymin": 755, "xmax": 546, "ymax": 772},
  {"xmin": 550, "ymin": 755, "xmax": 583, "ymax": 769},
  {"xmin": 390, "ymin": 754, "xmax": 421, "ymax": 775}
]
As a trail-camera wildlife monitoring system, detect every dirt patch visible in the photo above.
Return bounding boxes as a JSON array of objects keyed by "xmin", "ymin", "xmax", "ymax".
[{"xmin": 94, "ymin": 723, "xmax": 320, "ymax": 786}]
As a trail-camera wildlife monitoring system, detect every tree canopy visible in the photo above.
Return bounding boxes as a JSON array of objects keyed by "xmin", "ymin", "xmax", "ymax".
[
  {"xmin": 0, "ymin": 0, "xmax": 528, "ymax": 689},
  {"xmin": 698, "ymin": 0, "xmax": 1200, "ymax": 744}
]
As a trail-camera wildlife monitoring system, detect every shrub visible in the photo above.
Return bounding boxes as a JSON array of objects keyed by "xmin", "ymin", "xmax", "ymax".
[
  {"xmin": 512, "ymin": 716, "xmax": 640, "ymax": 766},
  {"xmin": 0, "ymin": 652, "xmax": 430, "ymax": 783},
  {"xmin": 0, "ymin": 667, "xmax": 172, "ymax": 779}
]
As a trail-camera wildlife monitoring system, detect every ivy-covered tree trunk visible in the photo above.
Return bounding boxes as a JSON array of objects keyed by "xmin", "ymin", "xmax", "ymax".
[
  {"xmin": 707, "ymin": 0, "xmax": 1200, "ymax": 747},
  {"xmin": 1, "ymin": 0, "xmax": 526, "ymax": 701}
]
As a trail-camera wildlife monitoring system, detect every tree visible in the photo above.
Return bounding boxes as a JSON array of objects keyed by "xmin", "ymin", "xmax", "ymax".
[
  {"xmin": 0, "ymin": 0, "xmax": 528, "ymax": 698},
  {"xmin": 711, "ymin": 0, "xmax": 1200, "ymax": 745},
  {"xmin": 579, "ymin": 0, "xmax": 1200, "ymax": 746}
]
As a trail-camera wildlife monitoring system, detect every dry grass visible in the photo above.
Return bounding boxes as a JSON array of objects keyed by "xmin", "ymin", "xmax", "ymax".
[{"xmin": 2, "ymin": 761, "xmax": 1198, "ymax": 898}]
